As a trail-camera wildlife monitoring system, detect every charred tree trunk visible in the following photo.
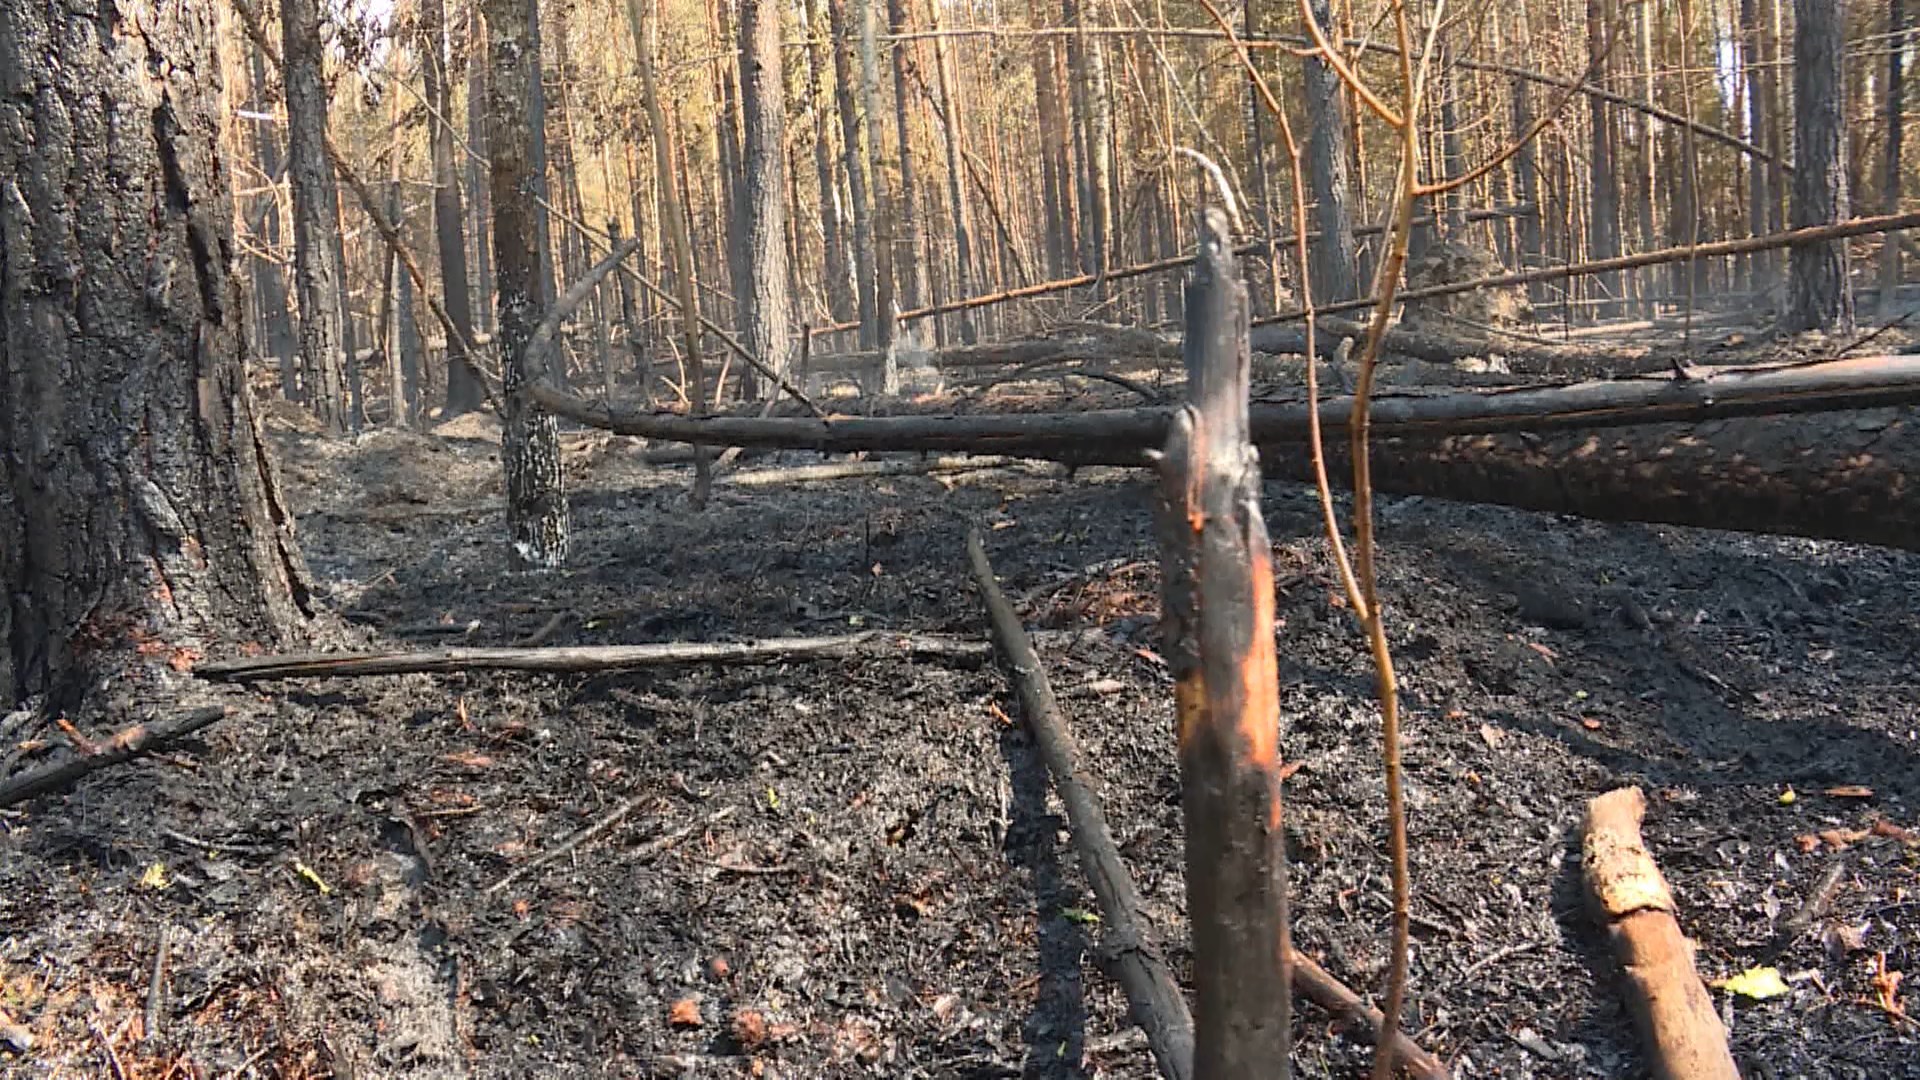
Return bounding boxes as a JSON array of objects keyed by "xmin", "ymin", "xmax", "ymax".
[
  {"xmin": 1585, "ymin": 0, "xmax": 1624, "ymax": 317},
  {"xmin": 1304, "ymin": 0, "xmax": 1361, "ymax": 303},
  {"xmin": 1882, "ymin": 0, "xmax": 1906, "ymax": 315},
  {"xmin": 485, "ymin": 0, "xmax": 570, "ymax": 567},
  {"xmin": 610, "ymin": 218, "xmax": 650, "ymax": 403},
  {"xmin": 524, "ymin": 0, "xmax": 558, "ymax": 322},
  {"xmin": 1031, "ymin": 0, "xmax": 1075, "ymax": 279},
  {"xmin": 1066, "ymin": 0, "xmax": 1113, "ymax": 279},
  {"xmin": 805, "ymin": 0, "xmax": 853, "ymax": 325},
  {"xmin": 1258, "ymin": 407, "xmax": 1920, "ymax": 552},
  {"xmin": 1511, "ymin": 74, "xmax": 1545, "ymax": 289},
  {"xmin": 466, "ymin": 2, "xmax": 495, "ymax": 336},
  {"xmin": 424, "ymin": 0, "xmax": 484, "ymax": 417},
  {"xmin": 1784, "ymin": 0, "xmax": 1853, "ymax": 332},
  {"xmin": 887, "ymin": 0, "xmax": 927, "ymax": 316},
  {"xmin": 280, "ymin": 0, "xmax": 350, "ymax": 430},
  {"xmin": 861, "ymin": 0, "xmax": 897, "ymax": 350},
  {"xmin": 829, "ymin": 0, "xmax": 881, "ymax": 347},
  {"xmin": 738, "ymin": 0, "xmax": 794, "ymax": 391},
  {"xmin": 1740, "ymin": 0, "xmax": 1770, "ymax": 290},
  {"xmin": 929, "ymin": 0, "xmax": 977, "ymax": 344},
  {"xmin": 0, "ymin": 0, "xmax": 313, "ymax": 705},
  {"xmin": 244, "ymin": 46, "xmax": 300, "ymax": 400}
]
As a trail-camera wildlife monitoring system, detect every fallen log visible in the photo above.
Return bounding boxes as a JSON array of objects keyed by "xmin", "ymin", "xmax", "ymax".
[
  {"xmin": 1582, "ymin": 787, "xmax": 1740, "ymax": 1080},
  {"xmin": 530, "ymin": 354, "xmax": 1920, "ymax": 455},
  {"xmin": 1251, "ymin": 316, "xmax": 1668, "ymax": 377},
  {"xmin": 194, "ymin": 633, "xmax": 989, "ymax": 682},
  {"xmin": 0, "ymin": 707, "xmax": 228, "ymax": 809},
  {"xmin": 720, "ymin": 454, "xmax": 1044, "ymax": 486},
  {"xmin": 967, "ymin": 528, "xmax": 1197, "ymax": 1080},
  {"xmin": 1258, "ymin": 405, "xmax": 1920, "ymax": 551},
  {"xmin": 967, "ymin": 527, "xmax": 1449, "ymax": 1080}
]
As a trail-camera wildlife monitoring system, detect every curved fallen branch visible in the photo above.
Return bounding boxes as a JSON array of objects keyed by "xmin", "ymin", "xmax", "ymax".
[{"xmin": 195, "ymin": 633, "xmax": 988, "ymax": 682}]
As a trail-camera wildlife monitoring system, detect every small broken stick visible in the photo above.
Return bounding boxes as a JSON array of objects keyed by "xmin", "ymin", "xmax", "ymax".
[{"xmin": 0, "ymin": 707, "xmax": 228, "ymax": 810}]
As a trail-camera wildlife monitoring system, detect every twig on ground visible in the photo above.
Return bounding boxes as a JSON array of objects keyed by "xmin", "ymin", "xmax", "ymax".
[
  {"xmin": 1459, "ymin": 938, "xmax": 1546, "ymax": 982},
  {"xmin": 486, "ymin": 794, "xmax": 655, "ymax": 896},
  {"xmin": 0, "ymin": 707, "xmax": 228, "ymax": 810}
]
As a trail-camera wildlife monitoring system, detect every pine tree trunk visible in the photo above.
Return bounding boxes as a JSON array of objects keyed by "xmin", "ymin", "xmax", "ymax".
[
  {"xmin": 1784, "ymin": 0, "xmax": 1853, "ymax": 332},
  {"xmin": 244, "ymin": 46, "xmax": 301, "ymax": 401},
  {"xmin": 466, "ymin": 2, "xmax": 495, "ymax": 335},
  {"xmin": 1740, "ymin": 0, "xmax": 1769, "ymax": 289},
  {"xmin": 805, "ymin": 0, "xmax": 853, "ymax": 325},
  {"xmin": 1511, "ymin": 75, "xmax": 1545, "ymax": 294},
  {"xmin": 524, "ymin": 0, "xmax": 558, "ymax": 323},
  {"xmin": 1883, "ymin": 0, "xmax": 1907, "ymax": 315},
  {"xmin": 484, "ymin": 0, "xmax": 570, "ymax": 567},
  {"xmin": 860, "ymin": 0, "xmax": 896, "ymax": 350},
  {"xmin": 929, "ymin": 0, "xmax": 978, "ymax": 344},
  {"xmin": 1, "ymin": 0, "xmax": 313, "ymax": 704},
  {"xmin": 828, "ymin": 0, "xmax": 881, "ymax": 347},
  {"xmin": 1030, "ymin": 0, "xmax": 1075, "ymax": 279},
  {"xmin": 1586, "ymin": 0, "xmax": 1624, "ymax": 317},
  {"xmin": 1066, "ymin": 0, "xmax": 1112, "ymax": 279},
  {"xmin": 887, "ymin": 0, "xmax": 927, "ymax": 316},
  {"xmin": 1303, "ymin": 0, "xmax": 1361, "ymax": 303},
  {"xmin": 280, "ymin": 0, "xmax": 350, "ymax": 430},
  {"xmin": 738, "ymin": 0, "xmax": 794, "ymax": 390},
  {"xmin": 424, "ymin": 0, "xmax": 484, "ymax": 417}
]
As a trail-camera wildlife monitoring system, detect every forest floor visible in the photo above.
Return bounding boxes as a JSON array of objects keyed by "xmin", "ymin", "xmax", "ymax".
[{"xmin": 4, "ymin": 333, "xmax": 1920, "ymax": 1079}]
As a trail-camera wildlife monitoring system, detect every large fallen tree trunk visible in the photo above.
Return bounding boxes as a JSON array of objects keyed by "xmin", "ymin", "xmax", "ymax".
[
  {"xmin": 1250, "ymin": 316, "xmax": 1668, "ymax": 377},
  {"xmin": 1258, "ymin": 405, "xmax": 1920, "ymax": 550},
  {"xmin": 532, "ymin": 354, "xmax": 1920, "ymax": 450}
]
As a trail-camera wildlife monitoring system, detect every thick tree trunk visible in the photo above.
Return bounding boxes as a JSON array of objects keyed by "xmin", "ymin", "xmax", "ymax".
[
  {"xmin": 828, "ymin": 0, "xmax": 881, "ymax": 347},
  {"xmin": 485, "ymin": 0, "xmax": 570, "ymax": 567},
  {"xmin": 280, "ymin": 0, "xmax": 351, "ymax": 430},
  {"xmin": 424, "ymin": 0, "xmax": 484, "ymax": 417},
  {"xmin": 1304, "ymin": 0, "xmax": 1361, "ymax": 303},
  {"xmin": 1784, "ymin": 0, "xmax": 1852, "ymax": 332},
  {"xmin": 0, "ymin": 0, "xmax": 312, "ymax": 704},
  {"xmin": 1882, "ymin": 0, "xmax": 1906, "ymax": 316},
  {"xmin": 737, "ymin": 0, "xmax": 794, "ymax": 391},
  {"xmin": 1260, "ymin": 406, "xmax": 1920, "ymax": 554}
]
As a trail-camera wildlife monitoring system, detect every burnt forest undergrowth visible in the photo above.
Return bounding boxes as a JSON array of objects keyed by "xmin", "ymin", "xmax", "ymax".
[{"xmin": 2, "ymin": 412, "xmax": 1916, "ymax": 1079}]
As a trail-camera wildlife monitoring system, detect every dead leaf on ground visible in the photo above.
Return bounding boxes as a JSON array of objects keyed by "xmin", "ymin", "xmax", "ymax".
[
  {"xmin": 1824, "ymin": 785, "xmax": 1875, "ymax": 799},
  {"xmin": 669, "ymin": 996, "xmax": 704, "ymax": 1028}
]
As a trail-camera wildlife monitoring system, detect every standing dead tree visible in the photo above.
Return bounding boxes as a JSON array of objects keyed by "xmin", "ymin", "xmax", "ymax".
[{"xmin": 1152, "ymin": 206, "xmax": 1293, "ymax": 1077}]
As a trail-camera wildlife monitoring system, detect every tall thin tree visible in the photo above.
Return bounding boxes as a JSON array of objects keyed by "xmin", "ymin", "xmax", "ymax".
[
  {"xmin": 484, "ymin": 0, "xmax": 571, "ymax": 566},
  {"xmin": 1784, "ymin": 0, "xmax": 1852, "ymax": 331},
  {"xmin": 279, "ymin": 0, "xmax": 351, "ymax": 429},
  {"xmin": 737, "ymin": 0, "xmax": 794, "ymax": 390},
  {"xmin": 424, "ymin": 0, "xmax": 484, "ymax": 417}
]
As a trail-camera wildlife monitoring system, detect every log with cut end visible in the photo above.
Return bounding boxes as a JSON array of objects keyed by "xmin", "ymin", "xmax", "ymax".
[
  {"xmin": 1582, "ymin": 787, "xmax": 1740, "ymax": 1080},
  {"xmin": 1258, "ymin": 406, "xmax": 1919, "ymax": 551}
]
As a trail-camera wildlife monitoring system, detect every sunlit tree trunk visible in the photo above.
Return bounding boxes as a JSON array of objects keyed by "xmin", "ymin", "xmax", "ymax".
[{"xmin": 1783, "ymin": 0, "xmax": 1852, "ymax": 332}]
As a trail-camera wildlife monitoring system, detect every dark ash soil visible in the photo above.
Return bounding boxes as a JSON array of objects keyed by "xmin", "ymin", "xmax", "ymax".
[{"xmin": 3, "ymin": 410, "xmax": 1917, "ymax": 1079}]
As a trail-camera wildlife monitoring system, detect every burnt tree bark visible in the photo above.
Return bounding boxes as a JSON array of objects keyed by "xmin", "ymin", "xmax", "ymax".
[
  {"xmin": 0, "ymin": 0, "xmax": 313, "ymax": 704},
  {"xmin": 485, "ymin": 0, "xmax": 570, "ymax": 567},
  {"xmin": 804, "ymin": 0, "xmax": 853, "ymax": 325},
  {"xmin": 244, "ymin": 45, "xmax": 300, "ymax": 400},
  {"xmin": 280, "ymin": 0, "xmax": 351, "ymax": 429},
  {"xmin": 1784, "ymin": 0, "xmax": 1852, "ymax": 332},
  {"xmin": 1881, "ymin": 0, "xmax": 1906, "ymax": 316},
  {"xmin": 886, "ymin": 0, "xmax": 927, "ymax": 317},
  {"xmin": 828, "ymin": 0, "xmax": 881, "ymax": 347},
  {"xmin": 424, "ymin": 0, "xmax": 484, "ymax": 417},
  {"xmin": 929, "ymin": 0, "xmax": 977, "ymax": 345},
  {"xmin": 466, "ymin": 1, "xmax": 495, "ymax": 336},
  {"xmin": 738, "ymin": 0, "xmax": 794, "ymax": 391},
  {"xmin": 1585, "ymin": 0, "xmax": 1624, "ymax": 317},
  {"xmin": 1304, "ymin": 0, "xmax": 1361, "ymax": 303},
  {"xmin": 1030, "ymin": 0, "xmax": 1075, "ymax": 279}
]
